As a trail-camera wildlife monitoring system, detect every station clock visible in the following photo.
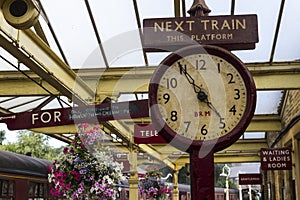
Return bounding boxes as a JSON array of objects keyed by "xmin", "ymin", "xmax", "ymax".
[{"xmin": 149, "ymin": 45, "xmax": 256, "ymax": 152}]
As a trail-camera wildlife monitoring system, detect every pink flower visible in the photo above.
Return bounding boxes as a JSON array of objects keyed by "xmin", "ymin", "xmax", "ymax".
[
  {"xmin": 47, "ymin": 166, "xmax": 53, "ymax": 172},
  {"xmin": 78, "ymin": 187, "xmax": 83, "ymax": 194},
  {"xmin": 57, "ymin": 171, "xmax": 63, "ymax": 177},
  {"xmin": 75, "ymin": 174, "xmax": 81, "ymax": 181},
  {"xmin": 48, "ymin": 125, "xmax": 125, "ymax": 199},
  {"xmin": 63, "ymin": 147, "xmax": 68, "ymax": 154},
  {"xmin": 50, "ymin": 189, "xmax": 63, "ymax": 196},
  {"xmin": 94, "ymin": 181, "xmax": 99, "ymax": 187},
  {"xmin": 71, "ymin": 170, "xmax": 79, "ymax": 176},
  {"xmin": 79, "ymin": 123, "xmax": 89, "ymax": 129},
  {"xmin": 54, "ymin": 171, "xmax": 63, "ymax": 178},
  {"xmin": 89, "ymin": 138, "xmax": 95, "ymax": 144},
  {"xmin": 63, "ymin": 172, "xmax": 68, "ymax": 179},
  {"xmin": 65, "ymin": 183, "xmax": 71, "ymax": 190},
  {"xmin": 93, "ymin": 125, "xmax": 100, "ymax": 131},
  {"xmin": 50, "ymin": 189, "xmax": 56, "ymax": 195},
  {"xmin": 58, "ymin": 179, "xmax": 64, "ymax": 186}
]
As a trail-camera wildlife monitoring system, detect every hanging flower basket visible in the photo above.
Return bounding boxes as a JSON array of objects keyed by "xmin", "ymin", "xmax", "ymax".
[
  {"xmin": 48, "ymin": 124, "xmax": 126, "ymax": 200},
  {"xmin": 139, "ymin": 170, "xmax": 172, "ymax": 200}
]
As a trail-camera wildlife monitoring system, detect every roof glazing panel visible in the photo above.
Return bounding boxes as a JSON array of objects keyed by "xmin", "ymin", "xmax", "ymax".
[
  {"xmin": 255, "ymin": 91, "xmax": 283, "ymax": 115},
  {"xmin": 0, "ymin": 1, "xmax": 298, "ymax": 118}
]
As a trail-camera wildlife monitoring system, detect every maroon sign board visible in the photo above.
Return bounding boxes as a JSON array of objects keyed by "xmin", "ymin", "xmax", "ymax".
[
  {"xmin": 114, "ymin": 153, "xmax": 130, "ymax": 172},
  {"xmin": 260, "ymin": 148, "xmax": 292, "ymax": 170},
  {"xmin": 143, "ymin": 14, "xmax": 258, "ymax": 51},
  {"xmin": 134, "ymin": 124, "xmax": 167, "ymax": 144},
  {"xmin": 239, "ymin": 174, "xmax": 262, "ymax": 185},
  {"xmin": 0, "ymin": 100, "xmax": 149, "ymax": 130}
]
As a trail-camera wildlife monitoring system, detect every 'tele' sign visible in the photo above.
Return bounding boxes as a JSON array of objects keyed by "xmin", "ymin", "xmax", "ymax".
[{"xmin": 134, "ymin": 124, "xmax": 167, "ymax": 144}]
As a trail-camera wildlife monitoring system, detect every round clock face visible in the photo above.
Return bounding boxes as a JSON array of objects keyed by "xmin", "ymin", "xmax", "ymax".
[{"xmin": 149, "ymin": 45, "xmax": 256, "ymax": 152}]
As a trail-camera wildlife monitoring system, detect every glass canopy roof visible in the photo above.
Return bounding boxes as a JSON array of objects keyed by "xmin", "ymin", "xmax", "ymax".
[{"xmin": 0, "ymin": 0, "xmax": 299, "ymax": 142}]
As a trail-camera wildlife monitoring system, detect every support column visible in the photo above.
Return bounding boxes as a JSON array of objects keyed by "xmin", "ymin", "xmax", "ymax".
[
  {"xmin": 274, "ymin": 170, "xmax": 282, "ymax": 200},
  {"xmin": 172, "ymin": 161, "xmax": 186, "ymax": 200},
  {"xmin": 293, "ymin": 138, "xmax": 300, "ymax": 200},
  {"xmin": 190, "ymin": 150, "xmax": 215, "ymax": 200},
  {"xmin": 248, "ymin": 185, "xmax": 252, "ymax": 200},
  {"xmin": 173, "ymin": 169, "xmax": 179, "ymax": 200},
  {"xmin": 270, "ymin": 171, "xmax": 276, "ymax": 200},
  {"xmin": 128, "ymin": 152, "xmax": 139, "ymax": 200},
  {"xmin": 283, "ymin": 169, "xmax": 290, "ymax": 200},
  {"xmin": 239, "ymin": 185, "xmax": 243, "ymax": 200},
  {"xmin": 262, "ymin": 170, "xmax": 268, "ymax": 200}
]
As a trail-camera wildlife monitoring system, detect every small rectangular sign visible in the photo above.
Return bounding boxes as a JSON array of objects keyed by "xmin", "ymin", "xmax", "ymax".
[
  {"xmin": 134, "ymin": 124, "xmax": 167, "ymax": 144},
  {"xmin": 0, "ymin": 100, "xmax": 149, "ymax": 130},
  {"xmin": 260, "ymin": 148, "xmax": 292, "ymax": 170},
  {"xmin": 114, "ymin": 153, "xmax": 130, "ymax": 172},
  {"xmin": 239, "ymin": 174, "xmax": 262, "ymax": 185},
  {"xmin": 143, "ymin": 15, "xmax": 258, "ymax": 51}
]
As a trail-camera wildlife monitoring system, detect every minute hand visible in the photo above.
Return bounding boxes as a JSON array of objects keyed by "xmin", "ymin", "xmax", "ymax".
[
  {"xmin": 177, "ymin": 62, "xmax": 222, "ymax": 118},
  {"xmin": 207, "ymin": 100, "xmax": 222, "ymax": 119},
  {"xmin": 197, "ymin": 90, "xmax": 222, "ymax": 118}
]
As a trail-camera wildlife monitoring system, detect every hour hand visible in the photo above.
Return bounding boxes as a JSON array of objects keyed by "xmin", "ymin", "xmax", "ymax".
[
  {"xmin": 177, "ymin": 62, "xmax": 221, "ymax": 118},
  {"xmin": 177, "ymin": 62, "xmax": 201, "ymax": 93}
]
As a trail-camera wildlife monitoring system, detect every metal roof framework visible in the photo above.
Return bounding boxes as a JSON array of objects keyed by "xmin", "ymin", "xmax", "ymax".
[{"xmin": 0, "ymin": 0, "xmax": 300, "ymax": 169}]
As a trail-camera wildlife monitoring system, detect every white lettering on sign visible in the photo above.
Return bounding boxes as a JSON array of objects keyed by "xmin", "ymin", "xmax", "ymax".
[
  {"xmin": 31, "ymin": 111, "xmax": 62, "ymax": 125},
  {"xmin": 268, "ymin": 163, "xmax": 287, "ymax": 169},
  {"xmin": 153, "ymin": 19, "xmax": 246, "ymax": 32},
  {"xmin": 140, "ymin": 130, "xmax": 159, "ymax": 137},
  {"xmin": 261, "ymin": 149, "xmax": 290, "ymax": 156},
  {"xmin": 241, "ymin": 177, "xmax": 260, "ymax": 181},
  {"xmin": 261, "ymin": 148, "xmax": 292, "ymax": 170},
  {"xmin": 154, "ymin": 20, "xmax": 195, "ymax": 32}
]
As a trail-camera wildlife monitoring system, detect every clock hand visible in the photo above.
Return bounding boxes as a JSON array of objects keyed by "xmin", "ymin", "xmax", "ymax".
[
  {"xmin": 207, "ymin": 101, "xmax": 222, "ymax": 119},
  {"xmin": 177, "ymin": 62, "xmax": 222, "ymax": 118},
  {"xmin": 197, "ymin": 90, "xmax": 222, "ymax": 119},
  {"xmin": 177, "ymin": 62, "xmax": 201, "ymax": 93}
]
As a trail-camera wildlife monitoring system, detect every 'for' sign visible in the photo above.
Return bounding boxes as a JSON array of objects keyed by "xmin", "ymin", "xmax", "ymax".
[{"xmin": 32, "ymin": 111, "xmax": 62, "ymax": 125}]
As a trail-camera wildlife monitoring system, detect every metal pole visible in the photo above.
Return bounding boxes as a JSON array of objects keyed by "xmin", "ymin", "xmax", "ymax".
[
  {"xmin": 220, "ymin": 164, "xmax": 231, "ymax": 200},
  {"xmin": 190, "ymin": 150, "xmax": 215, "ymax": 200},
  {"xmin": 249, "ymin": 185, "xmax": 252, "ymax": 200},
  {"xmin": 239, "ymin": 185, "xmax": 243, "ymax": 200},
  {"xmin": 226, "ymin": 176, "xmax": 229, "ymax": 200}
]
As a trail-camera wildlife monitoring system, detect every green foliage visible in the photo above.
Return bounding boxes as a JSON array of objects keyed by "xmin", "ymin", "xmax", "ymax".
[
  {"xmin": 0, "ymin": 130, "xmax": 5, "ymax": 145},
  {"xmin": 215, "ymin": 164, "xmax": 237, "ymax": 189},
  {"xmin": 0, "ymin": 130, "xmax": 64, "ymax": 161},
  {"xmin": 216, "ymin": 176, "xmax": 237, "ymax": 189},
  {"xmin": 178, "ymin": 164, "xmax": 190, "ymax": 184},
  {"xmin": 176, "ymin": 164, "xmax": 238, "ymax": 188},
  {"xmin": 214, "ymin": 163, "xmax": 224, "ymax": 186}
]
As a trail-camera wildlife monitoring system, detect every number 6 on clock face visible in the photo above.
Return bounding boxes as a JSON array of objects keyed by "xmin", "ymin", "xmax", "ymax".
[{"xmin": 149, "ymin": 45, "xmax": 256, "ymax": 152}]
